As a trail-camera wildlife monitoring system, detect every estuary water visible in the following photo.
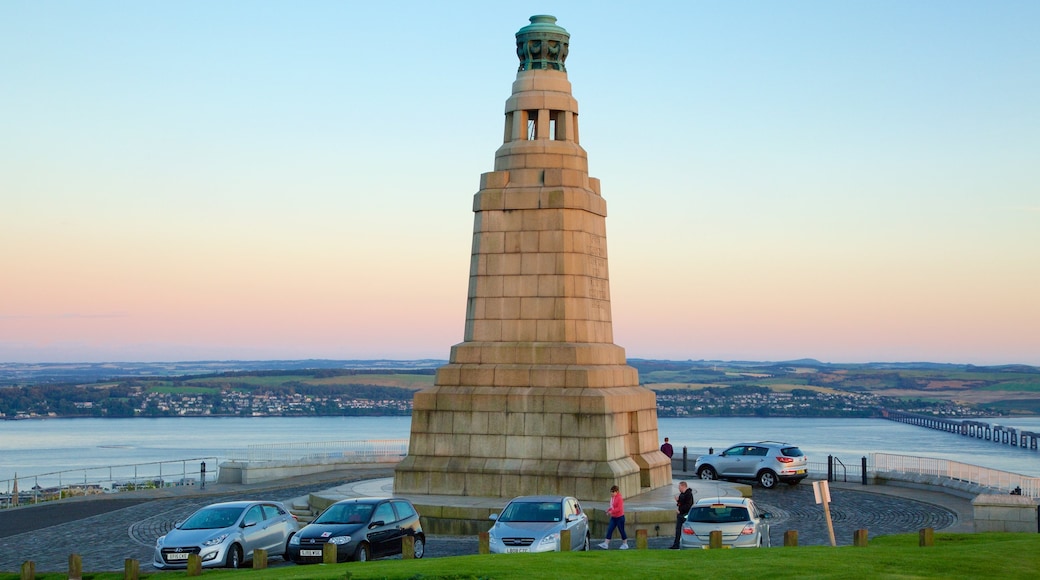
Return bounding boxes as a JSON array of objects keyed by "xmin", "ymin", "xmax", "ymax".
[{"xmin": 2, "ymin": 416, "xmax": 1039, "ymax": 487}]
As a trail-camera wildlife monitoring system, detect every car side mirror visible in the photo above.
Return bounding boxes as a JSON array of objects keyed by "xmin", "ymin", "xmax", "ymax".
[
  {"xmin": 369, "ymin": 520, "xmax": 385, "ymax": 529},
  {"xmin": 489, "ymin": 514, "xmax": 499, "ymax": 521},
  {"xmin": 566, "ymin": 514, "xmax": 580, "ymax": 523},
  {"xmin": 760, "ymin": 512, "xmax": 773, "ymax": 519},
  {"xmin": 242, "ymin": 521, "xmax": 257, "ymax": 528}
]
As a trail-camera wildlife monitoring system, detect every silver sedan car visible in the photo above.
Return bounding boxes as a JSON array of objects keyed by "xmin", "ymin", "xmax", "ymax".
[
  {"xmin": 679, "ymin": 497, "xmax": 772, "ymax": 549},
  {"xmin": 488, "ymin": 495, "xmax": 590, "ymax": 553},
  {"xmin": 153, "ymin": 500, "xmax": 298, "ymax": 569}
]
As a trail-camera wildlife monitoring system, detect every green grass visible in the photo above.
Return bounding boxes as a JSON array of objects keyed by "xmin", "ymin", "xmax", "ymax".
[{"xmin": 6, "ymin": 533, "xmax": 1038, "ymax": 580}]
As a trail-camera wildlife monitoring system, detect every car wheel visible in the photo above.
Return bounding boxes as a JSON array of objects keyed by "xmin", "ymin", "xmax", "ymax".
[
  {"xmin": 582, "ymin": 533, "xmax": 591, "ymax": 551},
  {"xmin": 758, "ymin": 470, "xmax": 778, "ymax": 489},
  {"xmin": 225, "ymin": 544, "xmax": 242, "ymax": 569},
  {"xmin": 354, "ymin": 542, "xmax": 371, "ymax": 562},
  {"xmin": 412, "ymin": 535, "xmax": 425, "ymax": 559},
  {"xmin": 698, "ymin": 466, "xmax": 717, "ymax": 480}
]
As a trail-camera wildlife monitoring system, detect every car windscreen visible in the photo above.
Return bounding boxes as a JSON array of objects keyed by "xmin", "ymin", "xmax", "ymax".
[
  {"xmin": 499, "ymin": 501, "xmax": 563, "ymax": 523},
  {"xmin": 315, "ymin": 503, "xmax": 374, "ymax": 525},
  {"xmin": 687, "ymin": 505, "xmax": 750, "ymax": 524},
  {"xmin": 181, "ymin": 507, "xmax": 244, "ymax": 530}
]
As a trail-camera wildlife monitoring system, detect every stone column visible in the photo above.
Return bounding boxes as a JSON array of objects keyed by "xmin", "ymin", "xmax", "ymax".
[{"xmin": 395, "ymin": 15, "xmax": 671, "ymax": 501}]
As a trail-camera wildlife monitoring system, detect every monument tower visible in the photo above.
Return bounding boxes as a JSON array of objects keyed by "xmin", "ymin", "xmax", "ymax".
[{"xmin": 395, "ymin": 15, "xmax": 671, "ymax": 500}]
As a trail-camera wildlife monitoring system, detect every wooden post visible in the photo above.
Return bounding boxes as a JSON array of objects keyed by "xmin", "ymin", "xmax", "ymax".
[
  {"xmin": 68, "ymin": 553, "xmax": 83, "ymax": 580},
  {"xmin": 19, "ymin": 561, "xmax": 34, "ymax": 580},
  {"xmin": 560, "ymin": 528, "xmax": 571, "ymax": 551},
  {"xmin": 783, "ymin": 530, "xmax": 798, "ymax": 547},
  {"xmin": 853, "ymin": 529, "xmax": 869, "ymax": 547},
  {"xmin": 813, "ymin": 480, "xmax": 836, "ymax": 547},
  {"xmin": 919, "ymin": 527, "xmax": 934, "ymax": 547},
  {"xmin": 323, "ymin": 542, "xmax": 338, "ymax": 564},
  {"xmin": 402, "ymin": 535, "xmax": 415, "ymax": 559},
  {"xmin": 478, "ymin": 531, "xmax": 490, "ymax": 554},
  {"xmin": 123, "ymin": 558, "xmax": 139, "ymax": 580},
  {"xmin": 636, "ymin": 528, "xmax": 648, "ymax": 550},
  {"xmin": 187, "ymin": 554, "xmax": 202, "ymax": 576},
  {"xmin": 709, "ymin": 530, "xmax": 723, "ymax": 549},
  {"xmin": 254, "ymin": 548, "xmax": 268, "ymax": 569}
]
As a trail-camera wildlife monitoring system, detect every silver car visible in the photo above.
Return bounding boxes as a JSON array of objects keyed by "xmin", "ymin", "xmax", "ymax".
[
  {"xmin": 153, "ymin": 500, "xmax": 298, "ymax": 569},
  {"xmin": 679, "ymin": 497, "xmax": 772, "ymax": 549},
  {"xmin": 488, "ymin": 495, "xmax": 590, "ymax": 553},
  {"xmin": 695, "ymin": 441, "xmax": 808, "ymax": 488}
]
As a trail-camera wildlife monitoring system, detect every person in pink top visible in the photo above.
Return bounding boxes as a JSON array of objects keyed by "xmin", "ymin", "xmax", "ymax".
[{"xmin": 598, "ymin": 485, "xmax": 629, "ymax": 549}]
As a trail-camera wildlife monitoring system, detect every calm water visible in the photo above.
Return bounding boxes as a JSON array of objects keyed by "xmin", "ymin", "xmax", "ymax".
[{"xmin": 2, "ymin": 416, "xmax": 1039, "ymax": 486}]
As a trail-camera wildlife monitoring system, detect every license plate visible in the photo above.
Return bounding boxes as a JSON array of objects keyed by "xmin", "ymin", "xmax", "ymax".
[
  {"xmin": 300, "ymin": 549, "xmax": 323, "ymax": 557},
  {"xmin": 796, "ymin": 469, "xmax": 806, "ymax": 474},
  {"xmin": 166, "ymin": 553, "xmax": 190, "ymax": 561},
  {"xmin": 506, "ymin": 548, "xmax": 529, "ymax": 553}
]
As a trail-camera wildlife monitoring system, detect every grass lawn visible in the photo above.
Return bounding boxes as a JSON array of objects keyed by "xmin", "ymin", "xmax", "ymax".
[{"xmin": 6, "ymin": 533, "xmax": 1038, "ymax": 580}]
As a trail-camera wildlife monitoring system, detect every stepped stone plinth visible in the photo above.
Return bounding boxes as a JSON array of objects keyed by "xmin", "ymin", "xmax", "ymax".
[{"xmin": 394, "ymin": 15, "xmax": 671, "ymax": 501}]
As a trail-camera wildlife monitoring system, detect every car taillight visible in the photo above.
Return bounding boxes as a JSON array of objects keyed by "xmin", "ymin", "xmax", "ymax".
[
  {"xmin": 741, "ymin": 524, "xmax": 755, "ymax": 536},
  {"xmin": 776, "ymin": 456, "xmax": 794, "ymax": 463},
  {"xmin": 682, "ymin": 525, "xmax": 694, "ymax": 535}
]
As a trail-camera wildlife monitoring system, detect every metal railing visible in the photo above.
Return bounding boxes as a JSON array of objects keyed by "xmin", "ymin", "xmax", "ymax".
[
  {"xmin": 871, "ymin": 452, "xmax": 1040, "ymax": 497},
  {"xmin": 227, "ymin": 439, "xmax": 409, "ymax": 463},
  {"xmin": 1, "ymin": 457, "xmax": 218, "ymax": 508}
]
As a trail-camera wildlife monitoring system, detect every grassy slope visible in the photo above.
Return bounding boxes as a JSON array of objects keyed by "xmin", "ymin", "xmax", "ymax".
[{"xmin": 10, "ymin": 533, "xmax": 1038, "ymax": 580}]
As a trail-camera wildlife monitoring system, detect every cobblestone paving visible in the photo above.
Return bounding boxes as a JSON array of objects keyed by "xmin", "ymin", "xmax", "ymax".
[{"xmin": 0, "ymin": 483, "xmax": 957, "ymax": 572}]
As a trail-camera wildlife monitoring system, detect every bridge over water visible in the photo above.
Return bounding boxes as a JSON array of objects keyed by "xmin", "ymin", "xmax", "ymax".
[{"xmin": 882, "ymin": 409, "xmax": 1040, "ymax": 451}]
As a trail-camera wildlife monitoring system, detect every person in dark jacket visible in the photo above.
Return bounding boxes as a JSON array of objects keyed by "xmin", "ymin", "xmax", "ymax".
[
  {"xmin": 670, "ymin": 481, "xmax": 694, "ymax": 549},
  {"xmin": 660, "ymin": 437, "xmax": 674, "ymax": 458}
]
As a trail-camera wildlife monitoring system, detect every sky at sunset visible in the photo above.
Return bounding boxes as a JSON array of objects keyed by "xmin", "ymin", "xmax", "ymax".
[{"xmin": 2, "ymin": 1, "xmax": 1038, "ymax": 366}]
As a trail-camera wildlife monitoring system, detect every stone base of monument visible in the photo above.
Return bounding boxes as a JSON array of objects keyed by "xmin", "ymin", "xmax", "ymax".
[
  {"xmin": 395, "ymin": 384, "xmax": 673, "ymax": 501},
  {"xmin": 306, "ymin": 476, "xmax": 750, "ymax": 537}
]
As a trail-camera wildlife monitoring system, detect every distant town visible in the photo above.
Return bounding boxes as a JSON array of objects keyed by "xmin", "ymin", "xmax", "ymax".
[{"xmin": 1, "ymin": 358, "xmax": 1038, "ymax": 420}]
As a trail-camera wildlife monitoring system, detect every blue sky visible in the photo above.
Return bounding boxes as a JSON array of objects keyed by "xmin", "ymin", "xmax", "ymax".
[{"xmin": 2, "ymin": 1, "xmax": 1038, "ymax": 365}]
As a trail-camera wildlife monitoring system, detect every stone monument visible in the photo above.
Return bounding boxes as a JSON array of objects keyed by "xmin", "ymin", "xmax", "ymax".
[{"xmin": 394, "ymin": 15, "xmax": 671, "ymax": 501}]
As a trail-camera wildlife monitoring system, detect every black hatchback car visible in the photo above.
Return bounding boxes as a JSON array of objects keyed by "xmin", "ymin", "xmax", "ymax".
[{"xmin": 287, "ymin": 497, "xmax": 424, "ymax": 563}]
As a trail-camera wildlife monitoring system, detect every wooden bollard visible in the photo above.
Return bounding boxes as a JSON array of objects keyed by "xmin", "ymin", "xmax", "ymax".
[
  {"xmin": 402, "ymin": 535, "xmax": 415, "ymax": 559},
  {"xmin": 783, "ymin": 530, "xmax": 798, "ymax": 547},
  {"xmin": 19, "ymin": 561, "xmax": 34, "ymax": 580},
  {"xmin": 853, "ymin": 529, "xmax": 869, "ymax": 547},
  {"xmin": 636, "ymin": 528, "xmax": 648, "ymax": 550},
  {"xmin": 478, "ymin": 531, "xmax": 490, "ymax": 554},
  {"xmin": 187, "ymin": 554, "xmax": 202, "ymax": 576},
  {"xmin": 124, "ymin": 558, "xmax": 139, "ymax": 580},
  {"xmin": 919, "ymin": 527, "xmax": 934, "ymax": 547},
  {"xmin": 709, "ymin": 530, "xmax": 723, "ymax": 549},
  {"xmin": 323, "ymin": 542, "xmax": 338, "ymax": 564},
  {"xmin": 68, "ymin": 553, "xmax": 83, "ymax": 580},
  {"xmin": 560, "ymin": 528, "xmax": 571, "ymax": 551},
  {"xmin": 254, "ymin": 548, "xmax": 268, "ymax": 569}
]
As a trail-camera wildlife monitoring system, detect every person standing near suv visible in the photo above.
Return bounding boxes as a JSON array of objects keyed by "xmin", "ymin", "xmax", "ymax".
[{"xmin": 669, "ymin": 481, "xmax": 694, "ymax": 549}]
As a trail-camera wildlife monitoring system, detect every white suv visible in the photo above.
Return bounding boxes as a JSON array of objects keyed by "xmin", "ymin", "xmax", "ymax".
[{"xmin": 694, "ymin": 441, "xmax": 808, "ymax": 488}]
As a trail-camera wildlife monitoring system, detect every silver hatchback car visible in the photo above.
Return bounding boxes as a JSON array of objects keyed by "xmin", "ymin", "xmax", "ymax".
[
  {"xmin": 153, "ymin": 500, "xmax": 298, "ymax": 569},
  {"xmin": 488, "ymin": 495, "xmax": 590, "ymax": 553},
  {"xmin": 680, "ymin": 497, "xmax": 772, "ymax": 549},
  {"xmin": 695, "ymin": 441, "xmax": 808, "ymax": 488}
]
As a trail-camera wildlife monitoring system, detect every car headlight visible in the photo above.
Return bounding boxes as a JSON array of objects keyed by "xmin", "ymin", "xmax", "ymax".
[
  {"xmin": 289, "ymin": 535, "xmax": 300, "ymax": 545},
  {"xmin": 328, "ymin": 535, "xmax": 352, "ymax": 545},
  {"xmin": 202, "ymin": 533, "xmax": 230, "ymax": 547},
  {"xmin": 538, "ymin": 532, "xmax": 560, "ymax": 548},
  {"xmin": 488, "ymin": 533, "xmax": 500, "ymax": 545},
  {"xmin": 155, "ymin": 535, "xmax": 165, "ymax": 548}
]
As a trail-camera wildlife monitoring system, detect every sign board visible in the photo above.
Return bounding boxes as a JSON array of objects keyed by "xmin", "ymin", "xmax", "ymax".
[{"xmin": 812, "ymin": 480, "xmax": 831, "ymax": 504}]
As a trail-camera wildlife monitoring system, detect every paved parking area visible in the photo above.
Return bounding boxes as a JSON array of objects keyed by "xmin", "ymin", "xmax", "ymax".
[{"xmin": 0, "ymin": 471, "xmax": 966, "ymax": 572}]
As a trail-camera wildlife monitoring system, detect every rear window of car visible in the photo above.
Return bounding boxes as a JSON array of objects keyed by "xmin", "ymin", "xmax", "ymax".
[
  {"xmin": 393, "ymin": 500, "xmax": 417, "ymax": 520},
  {"xmin": 781, "ymin": 447, "xmax": 804, "ymax": 457}
]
